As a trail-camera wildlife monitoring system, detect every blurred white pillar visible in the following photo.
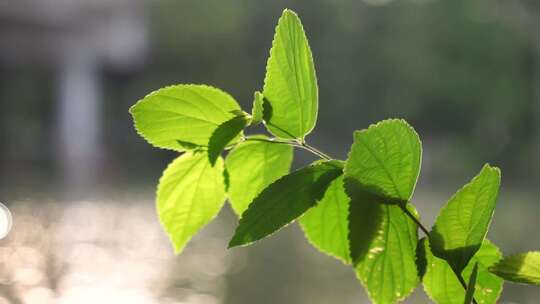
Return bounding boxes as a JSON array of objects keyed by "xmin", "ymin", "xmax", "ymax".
[
  {"xmin": 536, "ymin": 5, "xmax": 540, "ymax": 156},
  {"xmin": 58, "ymin": 47, "xmax": 102, "ymax": 192}
]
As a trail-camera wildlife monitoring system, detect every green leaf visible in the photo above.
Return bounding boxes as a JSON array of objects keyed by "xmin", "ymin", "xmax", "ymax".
[
  {"xmin": 225, "ymin": 136, "xmax": 293, "ymax": 215},
  {"xmin": 430, "ymin": 164, "xmax": 501, "ymax": 273},
  {"xmin": 464, "ymin": 263, "xmax": 479, "ymax": 304},
  {"xmin": 263, "ymin": 9, "xmax": 318, "ymax": 140},
  {"xmin": 229, "ymin": 160, "xmax": 343, "ymax": 248},
  {"xmin": 251, "ymin": 91, "xmax": 264, "ymax": 125},
  {"xmin": 348, "ymin": 199, "xmax": 419, "ymax": 304},
  {"xmin": 130, "ymin": 84, "xmax": 241, "ymax": 151},
  {"xmin": 207, "ymin": 115, "xmax": 249, "ymax": 166},
  {"xmin": 344, "ymin": 119, "xmax": 422, "ymax": 204},
  {"xmin": 299, "ymin": 175, "xmax": 351, "ymax": 263},
  {"xmin": 419, "ymin": 238, "xmax": 504, "ymax": 304},
  {"xmin": 177, "ymin": 140, "xmax": 204, "ymax": 150},
  {"xmin": 157, "ymin": 151, "xmax": 226, "ymax": 253},
  {"xmin": 489, "ymin": 251, "xmax": 540, "ymax": 285}
]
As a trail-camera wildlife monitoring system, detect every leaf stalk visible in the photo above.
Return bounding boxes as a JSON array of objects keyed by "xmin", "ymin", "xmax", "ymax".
[
  {"xmin": 244, "ymin": 137, "xmax": 332, "ymax": 160},
  {"xmin": 399, "ymin": 204, "xmax": 430, "ymax": 237},
  {"xmin": 399, "ymin": 205, "xmax": 479, "ymax": 304}
]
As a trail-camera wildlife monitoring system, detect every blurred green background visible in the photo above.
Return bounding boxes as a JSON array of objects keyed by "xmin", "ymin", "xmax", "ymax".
[{"xmin": 0, "ymin": 0, "xmax": 539, "ymax": 303}]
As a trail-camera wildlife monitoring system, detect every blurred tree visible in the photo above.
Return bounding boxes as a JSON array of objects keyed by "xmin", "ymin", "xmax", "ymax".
[{"xmin": 0, "ymin": 0, "xmax": 538, "ymax": 187}]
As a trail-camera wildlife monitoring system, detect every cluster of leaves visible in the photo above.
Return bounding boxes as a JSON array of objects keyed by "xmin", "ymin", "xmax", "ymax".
[{"xmin": 130, "ymin": 9, "xmax": 540, "ymax": 304}]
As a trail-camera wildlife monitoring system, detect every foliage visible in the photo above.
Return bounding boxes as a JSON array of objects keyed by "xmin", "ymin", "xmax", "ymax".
[
  {"xmin": 229, "ymin": 160, "xmax": 342, "ymax": 248},
  {"xmin": 299, "ymin": 175, "xmax": 351, "ymax": 263},
  {"xmin": 156, "ymin": 151, "xmax": 226, "ymax": 253},
  {"xmin": 489, "ymin": 252, "xmax": 540, "ymax": 285},
  {"xmin": 262, "ymin": 9, "xmax": 318, "ymax": 139},
  {"xmin": 418, "ymin": 238, "xmax": 504, "ymax": 304},
  {"xmin": 225, "ymin": 135, "xmax": 293, "ymax": 216},
  {"xmin": 130, "ymin": 9, "xmax": 540, "ymax": 303},
  {"xmin": 430, "ymin": 164, "xmax": 501, "ymax": 274}
]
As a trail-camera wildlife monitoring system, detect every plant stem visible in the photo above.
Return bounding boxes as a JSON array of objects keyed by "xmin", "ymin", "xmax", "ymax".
[
  {"xmin": 243, "ymin": 137, "xmax": 304, "ymax": 149},
  {"xmin": 300, "ymin": 142, "xmax": 332, "ymax": 160},
  {"xmin": 454, "ymin": 269, "xmax": 479, "ymax": 304},
  {"xmin": 399, "ymin": 205, "xmax": 479, "ymax": 304},
  {"xmin": 244, "ymin": 137, "xmax": 332, "ymax": 160},
  {"xmin": 399, "ymin": 204, "xmax": 430, "ymax": 236}
]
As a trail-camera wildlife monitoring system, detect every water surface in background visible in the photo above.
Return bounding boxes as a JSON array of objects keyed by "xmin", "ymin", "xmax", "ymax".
[{"xmin": 0, "ymin": 189, "xmax": 538, "ymax": 304}]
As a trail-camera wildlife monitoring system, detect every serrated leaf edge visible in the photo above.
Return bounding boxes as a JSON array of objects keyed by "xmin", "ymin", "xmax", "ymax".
[
  {"xmin": 430, "ymin": 163, "xmax": 501, "ymax": 263},
  {"xmin": 343, "ymin": 118, "xmax": 423, "ymax": 203},
  {"xmin": 489, "ymin": 251, "xmax": 540, "ymax": 284},
  {"xmin": 421, "ymin": 238, "xmax": 505, "ymax": 304},
  {"xmin": 350, "ymin": 203, "xmax": 420, "ymax": 304},
  {"xmin": 262, "ymin": 8, "xmax": 319, "ymax": 140},
  {"xmin": 225, "ymin": 135, "xmax": 294, "ymax": 216},
  {"xmin": 298, "ymin": 175, "xmax": 351, "ymax": 265},
  {"xmin": 129, "ymin": 83, "xmax": 240, "ymax": 152},
  {"xmin": 156, "ymin": 152, "xmax": 226, "ymax": 254},
  {"xmin": 228, "ymin": 160, "xmax": 343, "ymax": 248},
  {"xmin": 207, "ymin": 115, "xmax": 248, "ymax": 166}
]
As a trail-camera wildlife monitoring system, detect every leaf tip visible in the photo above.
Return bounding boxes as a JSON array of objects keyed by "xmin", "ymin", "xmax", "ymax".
[
  {"xmin": 172, "ymin": 243, "xmax": 186, "ymax": 255},
  {"xmin": 227, "ymin": 237, "xmax": 242, "ymax": 249},
  {"xmin": 208, "ymin": 155, "xmax": 218, "ymax": 167},
  {"xmin": 282, "ymin": 8, "xmax": 298, "ymax": 17},
  {"xmin": 128, "ymin": 103, "xmax": 137, "ymax": 115},
  {"xmin": 482, "ymin": 163, "xmax": 501, "ymax": 177}
]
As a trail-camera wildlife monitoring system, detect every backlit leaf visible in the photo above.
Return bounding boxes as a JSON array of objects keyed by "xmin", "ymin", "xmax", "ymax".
[
  {"xmin": 225, "ymin": 136, "xmax": 293, "ymax": 215},
  {"xmin": 251, "ymin": 91, "xmax": 264, "ymax": 125},
  {"xmin": 420, "ymin": 238, "xmax": 504, "ymax": 304},
  {"xmin": 130, "ymin": 84, "xmax": 241, "ymax": 151},
  {"xmin": 348, "ymin": 200, "xmax": 419, "ymax": 304},
  {"xmin": 489, "ymin": 251, "xmax": 540, "ymax": 285},
  {"xmin": 299, "ymin": 175, "xmax": 351, "ymax": 263},
  {"xmin": 207, "ymin": 115, "xmax": 249, "ymax": 166},
  {"xmin": 157, "ymin": 152, "xmax": 226, "ymax": 253},
  {"xmin": 430, "ymin": 164, "xmax": 501, "ymax": 273},
  {"xmin": 344, "ymin": 119, "xmax": 422, "ymax": 204},
  {"xmin": 229, "ymin": 160, "xmax": 343, "ymax": 248},
  {"xmin": 263, "ymin": 9, "xmax": 318, "ymax": 139}
]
